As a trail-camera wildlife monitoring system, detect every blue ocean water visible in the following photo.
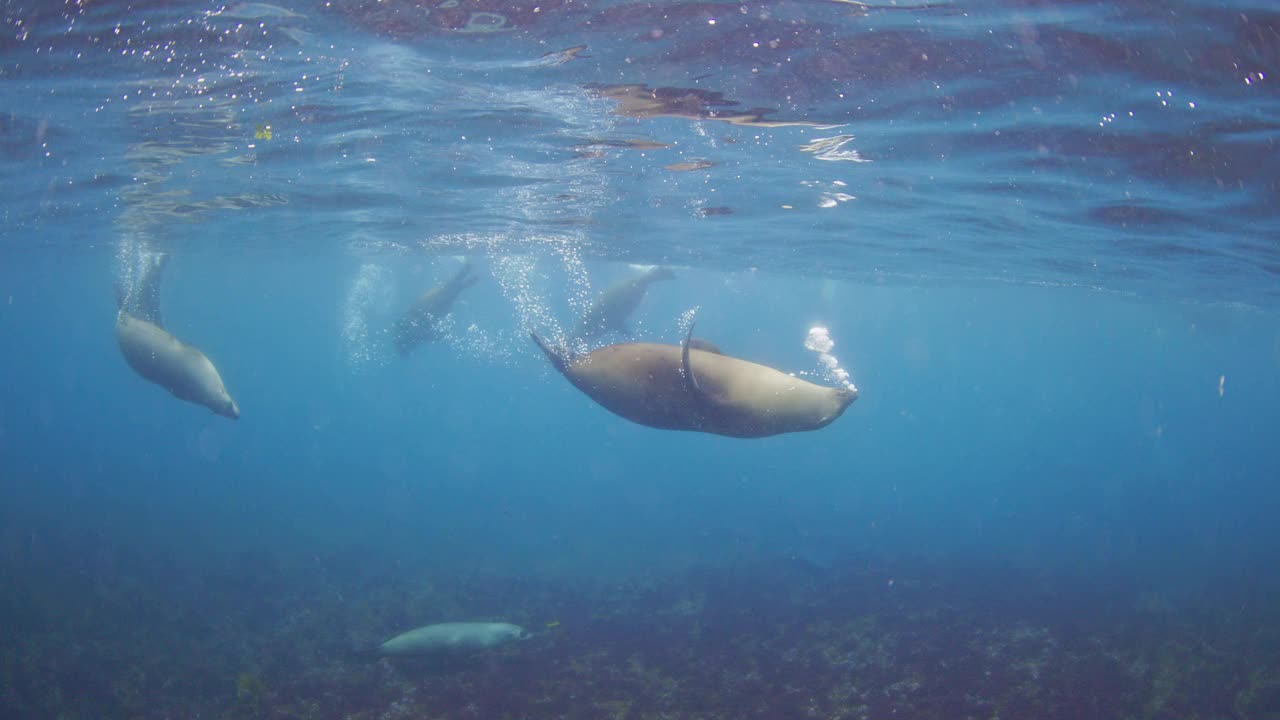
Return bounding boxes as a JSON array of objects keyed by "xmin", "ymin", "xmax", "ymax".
[{"xmin": 2, "ymin": 1, "xmax": 1280, "ymax": 718}]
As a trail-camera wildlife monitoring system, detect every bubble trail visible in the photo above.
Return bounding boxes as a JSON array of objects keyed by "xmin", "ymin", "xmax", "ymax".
[
  {"xmin": 804, "ymin": 326, "xmax": 857, "ymax": 393},
  {"xmin": 341, "ymin": 262, "xmax": 393, "ymax": 372}
]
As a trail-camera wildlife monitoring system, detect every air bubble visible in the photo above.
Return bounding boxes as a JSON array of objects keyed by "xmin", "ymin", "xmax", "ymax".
[{"xmin": 804, "ymin": 326, "xmax": 857, "ymax": 392}]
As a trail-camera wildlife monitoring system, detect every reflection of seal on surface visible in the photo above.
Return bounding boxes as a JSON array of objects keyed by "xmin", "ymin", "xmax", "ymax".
[
  {"xmin": 391, "ymin": 262, "xmax": 478, "ymax": 356},
  {"xmin": 114, "ymin": 253, "xmax": 240, "ymax": 419},
  {"xmin": 378, "ymin": 622, "xmax": 530, "ymax": 657},
  {"xmin": 532, "ymin": 323, "xmax": 855, "ymax": 438},
  {"xmin": 575, "ymin": 266, "xmax": 675, "ymax": 341},
  {"xmin": 585, "ymin": 83, "xmax": 842, "ymax": 128}
]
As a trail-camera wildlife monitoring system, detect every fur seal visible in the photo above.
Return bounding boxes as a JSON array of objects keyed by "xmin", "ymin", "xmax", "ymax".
[
  {"xmin": 575, "ymin": 266, "xmax": 675, "ymax": 341},
  {"xmin": 378, "ymin": 622, "xmax": 530, "ymax": 657},
  {"xmin": 391, "ymin": 262, "xmax": 478, "ymax": 356},
  {"xmin": 114, "ymin": 253, "xmax": 240, "ymax": 419},
  {"xmin": 531, "ymin": 324, "xmax": 855, "ymax": 438}
]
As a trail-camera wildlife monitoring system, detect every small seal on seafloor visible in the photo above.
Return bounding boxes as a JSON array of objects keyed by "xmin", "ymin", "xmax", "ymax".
[
  {"xmin": 114, "ymin": 253, "xmax": 240, "ymax": 419},
  {"xmin": 531, "ymin": 323, "xmax": 855, "ymax": 438},
  {"xmin": 377, "ymin": 622, "xmax": 531, "ymax": 657},
  {"xmin": 391, "ymin": 261, "xmax": 478, "ymax": 356},
  {"xmin": 575, "ymin": 265, "xmax": 675, "ymax": 341}
]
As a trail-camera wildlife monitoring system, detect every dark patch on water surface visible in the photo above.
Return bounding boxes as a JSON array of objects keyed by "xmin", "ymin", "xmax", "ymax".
[
  {"xmin": 1089, "ymin": 202, "xmax": 1192, "ymax": 230},
  {"xmin": 997, "ymin": 126, "xmax": 1269, "ymax": 187},
  {"xmin": 0, "ymin": 113, "xmax": 65, "ymax": 161},
  {"xmin": 1128, "ymin": 240, "xmax": 1222, "ymax": 259},
  {"xmin": 1038, "ymin": 256, "xmax": 1094, "ymax": 276},
  {"xmin": 1236, "ymin": 10, "xmax": 1280, "ymax": 69},
  {"xmin": 1199, "ymin": 118, "xmax": 1280, "ymax": 141},
  {"xmin": 584, "ymin": 83, "xmax": 833, "ymax": 128},
  {"xmin": 327, "ymin": 0, "xmax": 583, "ymax": 38}
]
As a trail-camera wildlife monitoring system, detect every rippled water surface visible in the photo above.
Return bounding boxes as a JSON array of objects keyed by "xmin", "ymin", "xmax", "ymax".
[{"xmin": 3, "ymin": 0, "xmax": 1277, "ymax": 302}]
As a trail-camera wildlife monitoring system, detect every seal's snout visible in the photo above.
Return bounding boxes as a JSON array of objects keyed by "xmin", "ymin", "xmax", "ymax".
[
  {"xmin": 836, "ymin": 386, "xmax": 858, "ymax": 408},
  {"xmin": 221, "ymin": 399, "xmax": 241, "ymax": 420},
  {"xmin": 816, "ymin": 386, "xmax": 857, "ymax": 428}
]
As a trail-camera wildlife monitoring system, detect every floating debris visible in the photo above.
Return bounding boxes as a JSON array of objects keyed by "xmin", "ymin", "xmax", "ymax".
[
  {"xmin": 664, "ymin": 159, "xmax": 717, "ymax": 172},
  {"xmin": 799, "ymin": 134, "xmax": 871, "ymax": 163}
]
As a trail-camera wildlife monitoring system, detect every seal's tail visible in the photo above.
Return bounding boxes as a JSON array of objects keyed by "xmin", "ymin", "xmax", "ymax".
[
  {"xmin": 346, "ymin": 646, "xmax": 384, "ymax": 662},
  {"xmin": 529, "ymin": 332, "xmax": 570, "ymax": 374}
]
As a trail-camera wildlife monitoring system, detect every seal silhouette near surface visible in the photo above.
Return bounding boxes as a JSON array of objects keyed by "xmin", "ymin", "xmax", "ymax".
[
  {"xmin": 574, "ymin": 266, "xmax": 675, "ymax": 341},
  {"xmin": 391, "ymin": 262, "xmax": 478, "ymax": 356},
  {"xmin": 532, "ymin": 323, "xmax": 856, "ymax": 438}
]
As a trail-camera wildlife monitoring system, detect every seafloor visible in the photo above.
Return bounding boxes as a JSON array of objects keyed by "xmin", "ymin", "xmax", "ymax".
[{"xmin": 3, "ymin": 545, "xmax": 1279, "ymax": 720}]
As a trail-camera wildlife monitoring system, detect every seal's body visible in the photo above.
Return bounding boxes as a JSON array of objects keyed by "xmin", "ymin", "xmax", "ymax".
[
  {"xmin": 116, "ymin": 311, "xmax": 240, "ymax": 419},
  {"xmin": 532, "ymin": 325, "xmax": 854, "ymax": 438},
  {"xmin": 378, "ymin": 622, "xmax": 529, "ymax": 657},
  {"xmin": 392, "ymin": 263, "xmax": 478, "ymax": 356},
  {"xmin": 114, "ymin": 253, "xmax": 239, "ymax": 419}
]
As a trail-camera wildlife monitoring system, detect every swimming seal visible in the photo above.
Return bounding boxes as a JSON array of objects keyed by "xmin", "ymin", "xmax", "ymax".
[
  {"xmin": 377, "ymin": 622, "xmax": 530, "ymax": 657},
  {"xmin": 114, "ymin": 253, "xmax": 240, "ymax": 420},
  {"xmin": 391, "ymin": 262, "xmax": 478, "ymax": 356},
  {"xmin": 531, "ymin": 323, "xmax": 855, "ymax": 438},
  {"xmin": 575, "ymin": 266, "xmax": 675, "ymax": 341}
]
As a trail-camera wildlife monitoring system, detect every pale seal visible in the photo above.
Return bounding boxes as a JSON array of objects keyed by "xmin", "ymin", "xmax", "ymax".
[
  {"xmin": 114, "ymin": 253, "xmax": 240, "ymax": 419},
  {"xmin": 531, "ymin": 324, "xmax": 855, "ymax": 438},
  {"xmin": 377, "ymin": 622, "xmax": 530, "ymax": 657}
]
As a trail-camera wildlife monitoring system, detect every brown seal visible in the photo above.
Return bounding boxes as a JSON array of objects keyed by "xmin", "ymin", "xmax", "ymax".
[{"xmin": 532, "ymin": 324, "xmax": 855, "ymax": 438}]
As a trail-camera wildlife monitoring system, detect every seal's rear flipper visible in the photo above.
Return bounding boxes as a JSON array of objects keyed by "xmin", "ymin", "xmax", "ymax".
[
  {"xmin": 648, "ymin": 266, "xmax": 676, "ymax": 283},
  {"xmin": 681, "ymin": 323, "xmax": 705, "ymax": 395},
  {"xmin": 530, "ymin": 332, "xmax": 570, "ymax": 374},
  {"xmin": 131, "ymin": 252, "xmax": 171, "ymax": 327}
]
